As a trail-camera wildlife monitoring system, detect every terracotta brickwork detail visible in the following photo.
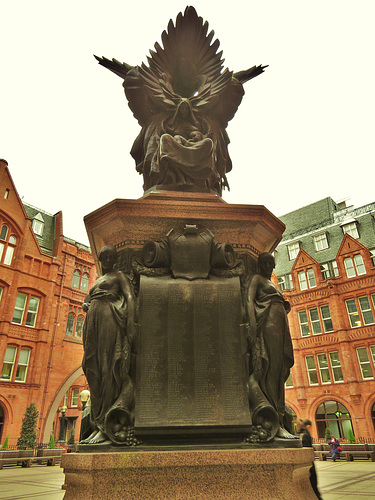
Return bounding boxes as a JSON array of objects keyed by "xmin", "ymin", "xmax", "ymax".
[{"xmin": 0, "ymin": 160, "xmax": 95, "ymax": 446}]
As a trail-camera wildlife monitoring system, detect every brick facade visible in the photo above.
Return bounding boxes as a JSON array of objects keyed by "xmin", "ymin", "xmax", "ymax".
[
  {"xmin": 274, "ymin": 197, "xmax": 375, "ymax": 442},
  {"xmin": 0, "ymin": 160, "xmax": 96, "ymax": 446}
]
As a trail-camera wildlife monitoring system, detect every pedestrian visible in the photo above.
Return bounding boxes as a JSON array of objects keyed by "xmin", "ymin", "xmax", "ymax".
[
  {"xmin": 298, "ymin": 419, "xmax": 323, "ymax": 500},
  {"xmin": 329, "ymin": 434, "xmax": 341, "ymax": 462}
]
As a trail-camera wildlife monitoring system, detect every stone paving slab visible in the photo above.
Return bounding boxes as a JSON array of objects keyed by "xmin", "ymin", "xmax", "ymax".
[
  {"xmin": 0, "ymin": 464, "xmax": 64, "ymax": 500},
  {"xmin": 316, "ymin": 461, "xmax": 375, "ymax": 500}
]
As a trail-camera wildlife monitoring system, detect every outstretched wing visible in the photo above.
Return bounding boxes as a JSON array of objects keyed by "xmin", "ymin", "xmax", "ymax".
[
  {"xmin": 94, "ymin": 7, "xmax": 267, "ymax": 127},
  {"xmin": 94, "ymin": 55, "xmax": 133, "ymax": 79},
  {"xmin": 234, "ymin": 65, "xmax": 268, "ymax": 84}
]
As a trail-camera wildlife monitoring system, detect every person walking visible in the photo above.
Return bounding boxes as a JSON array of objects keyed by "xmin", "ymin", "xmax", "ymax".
[
  {"xmin": 298, "ymin": 419, "xmax": 323, "ymax": 500},
  {"xmin": 329, "ymin": 435, "xmax": 341, "ymax": 462}
]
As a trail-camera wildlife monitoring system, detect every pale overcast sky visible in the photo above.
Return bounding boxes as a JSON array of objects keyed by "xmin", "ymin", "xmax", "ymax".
[{"xmin": 1, "ymin": 1, "xmax": 374, "ymax": 246}]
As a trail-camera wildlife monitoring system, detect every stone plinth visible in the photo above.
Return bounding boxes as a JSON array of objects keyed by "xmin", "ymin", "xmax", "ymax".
[
  {"xmin": 61, "ymin": 448, "xmax": 316, "ymax": 499},
  {"xmin": 84, "ymin": 191, "xmax": 285, "ymax": 269}
]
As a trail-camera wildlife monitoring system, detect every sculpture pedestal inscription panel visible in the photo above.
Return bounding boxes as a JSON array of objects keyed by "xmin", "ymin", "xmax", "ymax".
[{"xmin": 135, "ymin": 275, "xmax": 251, "ymax": 438}]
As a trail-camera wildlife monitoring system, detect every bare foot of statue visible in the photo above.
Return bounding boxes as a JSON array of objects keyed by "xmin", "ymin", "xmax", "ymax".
[
  {"xmin": 88, "ymin": 430, "xmax": 108, "ymax": 444},
  {"xmin": 276, "ymin": 427, "xmax": 299, "ymax": 439},
  {"xmin": 80, "ymin": 430, "xmax": 98, "ymax": 444}
]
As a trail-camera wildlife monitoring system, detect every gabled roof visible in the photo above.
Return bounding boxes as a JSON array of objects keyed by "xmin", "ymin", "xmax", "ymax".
[
  {"xmin": 337, "ymin": 233, "xmax": 367, "ymax": 258},
  {"xmin": 292, "ymin": 248, "xmax": 319, "ymax": 273}
]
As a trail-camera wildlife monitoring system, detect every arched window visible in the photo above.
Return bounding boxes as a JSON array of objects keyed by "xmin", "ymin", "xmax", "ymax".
[
  {"xmin": 65, "ymin": 313, "xmax": 75, "ymax": 336},
  {"xmin": 75, "ymin": 316, "xmax": 84, "ymax": 338},
  {"xmin": 0, "ymin": 224, "xmax": 8, "ymax": 240},
  {"xmin": 372, "ymin": 402, "xmax": 375, "ymax": 432},
  {"xmin": 0, "ymin": 223, "xmax": 17, "ymax": 266},
  {"xmin": 65, "ymin": 307, "xmax": 85, "ymax": 339},
  {"xmin": 80, "ymin": 274, "xmax": 89, "ymax": 292},
  {"xmin": 72, "ymin": 270, "xmax": 81, "ymax": 288},
  {"xmin": 316, "ymin": 400, "xmax": 353, "ymax": 439}
]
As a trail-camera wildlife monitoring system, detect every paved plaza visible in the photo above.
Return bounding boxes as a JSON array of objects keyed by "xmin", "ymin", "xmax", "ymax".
[{"xmin": 0, "ymin": 460, "xmax": 374, "ymax": 499}]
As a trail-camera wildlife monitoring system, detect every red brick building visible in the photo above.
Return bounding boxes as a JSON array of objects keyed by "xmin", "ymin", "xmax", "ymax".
[
  {"xmin": 0, "ymin": 159, "xmax": 96, "ymax": 446},
  {"xmin": 274, "ymin": 197, "xmax": 375, "ymax": 442}
]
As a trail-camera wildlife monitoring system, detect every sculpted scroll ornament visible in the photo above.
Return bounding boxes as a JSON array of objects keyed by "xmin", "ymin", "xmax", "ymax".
[{"xmin": 95, "ymin": 6, "xmax": 266, "ymax": 195}]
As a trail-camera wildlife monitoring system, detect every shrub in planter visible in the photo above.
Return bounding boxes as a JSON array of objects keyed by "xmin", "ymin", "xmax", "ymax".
[
  {"xmin": 347, "ymin": 428, "xmax": 356, "ymax": 444},
  {"xmin": 17, "ymin": 403, "xmax": 39, "ymax": 450},
  {"xmin": 325, "ymin": 426, "xmax": 332, "ymax": 443},
  {"xmin": 1, "ymin": 435, "xmax": 9, "ymax": 450},
  {"xmin": 49, "ymin": 433, "xmax": 56, "ymax": 449}
]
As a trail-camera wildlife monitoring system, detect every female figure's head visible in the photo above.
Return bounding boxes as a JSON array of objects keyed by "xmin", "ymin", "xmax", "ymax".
[
  {"xmin": 258, "ymin": 252, "xmax": 275, "ymax": 279},
  {"xmin": 98, "ymin": 245, "xmax": 117, "ymax": 274}
]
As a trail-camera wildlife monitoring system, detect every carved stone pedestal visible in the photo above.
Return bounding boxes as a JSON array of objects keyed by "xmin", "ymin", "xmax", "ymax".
[{"xmin": 61, "ymin": 448, "xmax": 316, "ymax": 500}]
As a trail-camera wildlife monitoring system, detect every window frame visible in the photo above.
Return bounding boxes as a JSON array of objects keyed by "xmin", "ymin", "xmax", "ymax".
[
  {"xmin": 314, "ymin": 232, "xmax": 329, "ymax": 251},
  {"xmin": 342, "ymin": 221, "xmax": 359, "ymax": 239},
  {"xmin": 298, "ymin": 269, "xmax": 316, "ymax": 291},
  {"xmin": 71, "ymin": 388, "xmax": 79, "ymax": 407},
  {"xmin": 329, "ymin": 351, "xmax": 344, "ymax": 383},
  {"xmin": 0, "ymin": 345, "xmax": 17, "ymax": 381},
  {"xmin": 356, "ymin": 347, "xmax": 374, "ymax": 380},
  {"xmin": 298, "ymin": 305, "xmax": 333, "ymax": 337},
  {"xmin": 287, "ymin": 242, "xmax": 300, "ymax": 260},
  {"xmin": 0, "ymin": 222, "xmax": 17, "ymax": 266},
  {"xmin": 14, "ymin": 347, "xmax": 31, "ymax": 382},
  {"xmin": 345, "ymin": 298, "xmax": 361, "ymax": 327},
  {"xmin": 298, "ymin": 310, "xmax": 310, "ymax": 337},
  {"xmin": 346, "ymin": 296, "xmax": 375, "ymax": 328},
  {"xmin": 317, "ymin": 353, "xmax": 331, "ymax": 384},
  {"xmin": 65, "ymin": 307, "xmax": 85, "ymax": 339},
  {"xmin": 320, "ymin": 305, "xmax": 334, "ymax": 333},
  {"xmin": 12, "ymin": 292, "xmax": 41, "ymax": 328},
  {"xmin": 309, "ymin": 307, "xmax": 322, "ymax": 335},
  {"xmin": 358, "ymin": 296, "xmax": 375, "ymax": 325},
  {"xmin": 32, "ymin": 219, "xmax": 44, "ymax": 236},
  {"xmin": 1, "ymin": 345, "xmax": 31, "ymax": 383},
  {"xmin": 305, "ymin": 355, "xmax": 319, "ymax": 385}
]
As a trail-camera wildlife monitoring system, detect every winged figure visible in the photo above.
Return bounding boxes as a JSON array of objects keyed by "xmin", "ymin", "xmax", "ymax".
[{"xmin": 95, "ymin": 6, "xmax": 266, "ymax": 195}]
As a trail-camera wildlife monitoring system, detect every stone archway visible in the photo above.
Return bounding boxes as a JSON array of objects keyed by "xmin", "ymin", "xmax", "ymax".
[{"xmin": 41, "ymin": 366, "xmax": 83, "ymax": 443}]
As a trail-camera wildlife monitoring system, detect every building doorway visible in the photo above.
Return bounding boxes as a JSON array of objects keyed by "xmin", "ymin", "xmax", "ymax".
[{"xmin": 316, "ymin": 400, "xmax": 353, "ymax": 439}]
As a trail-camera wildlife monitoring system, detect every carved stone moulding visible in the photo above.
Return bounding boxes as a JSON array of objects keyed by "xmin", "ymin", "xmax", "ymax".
[{"xmin": 84, "ymin": 191, "xmax": 285, "ymax": 272}]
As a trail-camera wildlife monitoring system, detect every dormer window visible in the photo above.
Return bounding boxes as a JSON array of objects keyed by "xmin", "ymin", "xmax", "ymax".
[
  {"xmin": 314, "ymin": 233, "xmax": 329, "ymax": 251},
  {"xmin": 32, "ymin": 213, "xmax": 44, "ymax": 236},
  {"xmin": 287, "ymin": 242, "xmax": 300, "ymax": 260},
  {"xmin": 342, "ymin": 221, "xmax": 359, "ymax": 239}
]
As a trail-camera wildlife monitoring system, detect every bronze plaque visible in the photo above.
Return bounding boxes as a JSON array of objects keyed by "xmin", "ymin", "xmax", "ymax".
[{"xmin": 135, "ymin": 275, "xmax": 251, "ymax": 437}]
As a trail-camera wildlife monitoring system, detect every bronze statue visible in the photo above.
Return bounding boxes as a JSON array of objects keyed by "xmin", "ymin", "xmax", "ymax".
[
  {"xmin": 245, "ymin": 252, "xmax": 296, "ymax": 440},
  {"xmin": 94, "ymin": 6, "xmax": 266, "ymax": 195},
  {"xmin": 81, "ymin": 246, "xmax": 136, "ymax": 444}
]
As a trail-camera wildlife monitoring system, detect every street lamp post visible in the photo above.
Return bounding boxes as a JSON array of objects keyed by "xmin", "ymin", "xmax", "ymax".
[
  {"xmin": 58, "ymin": 405, "xmax": 68, "ymax": 442},
  {"xmin": 79, "ymin": 390, "xmax": 90, "ymax": 442}
]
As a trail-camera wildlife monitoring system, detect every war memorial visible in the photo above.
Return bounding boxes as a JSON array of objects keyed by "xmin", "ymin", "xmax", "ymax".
[{"xmin": 61, "ymin": 7, "xmax": 316, "ymax": 498}]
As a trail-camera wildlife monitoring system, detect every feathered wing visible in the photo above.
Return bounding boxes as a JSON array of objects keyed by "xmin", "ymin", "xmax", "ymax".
[
  {"xmin": 93, "ymin": 55, "xmax": 133, "ymax": 79},
  {"xmin": 95, "ymin": 7, "xmax": 267, "ymax": 128},
  {"xmin": 124, "ymin": 6, "xmax": 237, "ymax": 127}
]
